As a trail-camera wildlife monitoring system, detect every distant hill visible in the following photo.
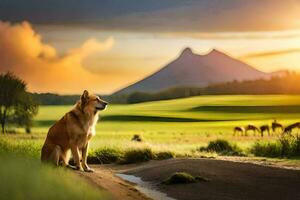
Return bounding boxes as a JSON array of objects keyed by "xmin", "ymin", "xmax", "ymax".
[
  {"xmin": 31, "ymin": 93, "xmax": 79, "ymax": 105},
  {"xmin": 115, "ymin": 48, "xmax": 268, "ymax": 94},
  {"xmin": 32, "ymin": 72, "xmax": 298, "ymax": 105},
  {"xmin": 31, "ymin": 92, "xmax": 120, "ymax": 105},
  {"xmin": 124, "ymin": 72, "xmax": 299, "ymax": 104}
]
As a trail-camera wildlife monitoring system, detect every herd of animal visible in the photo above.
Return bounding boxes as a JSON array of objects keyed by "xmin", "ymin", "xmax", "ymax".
[{"xmin": 233, "ymin": 120, "xmax": 300, "ymax": 137}]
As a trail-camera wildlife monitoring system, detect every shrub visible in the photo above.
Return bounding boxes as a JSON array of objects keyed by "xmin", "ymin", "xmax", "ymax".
[
  {"xmin": 250, "ymin": 135, "xmax": 300, "ymax": 158},
  {"xmin": 163, "ymin": 172, "xmax": 196, "ymax": 184},
  {"xmin": 88, "ymin": 147, "xmax": 175, "ymax": 164},
  {"xmin": 120, "ymin": 148, "xmax": 155, "ymax": 164},
  {"xmin": 199, "ymin": 139, "xmax": 244, "ymax": 156},
  {"xmin": 162, "ymin": 172, "xmax": 208, "ymax": 184},
  {"xmin": 291, "ymin": 135, "xmax": 300, "ymax": 155},
  {"xmin": 155, "ymin": 151, "xmax": 175, "ymax": 160},
  {"xmin": 92, "ymin": 148, "xmax": 122, "ymax": 164},
  {"xmin": 279, "ymin": 136, "xmax": 292, "ymax": 156},
  {"xmin": 250, "ymin": 142, "xmax": 282, "ymax": 157}
]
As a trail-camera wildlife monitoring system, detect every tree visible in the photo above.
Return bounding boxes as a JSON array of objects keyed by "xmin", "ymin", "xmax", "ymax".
[{"xmin": 0, "ymin": 72, "xmax": 38, "ymax": 133}]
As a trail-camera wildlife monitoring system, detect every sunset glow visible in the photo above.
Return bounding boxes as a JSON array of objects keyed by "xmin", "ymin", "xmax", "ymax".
[{"xmin": 1, "ymin": 0, "xmax": 300, "ymax": 94}]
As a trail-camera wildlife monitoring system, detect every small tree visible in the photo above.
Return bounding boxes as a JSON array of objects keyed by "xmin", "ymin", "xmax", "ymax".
[{"xmin": 0, "ymin": 72, "xmax": 38, "ymax": 133}]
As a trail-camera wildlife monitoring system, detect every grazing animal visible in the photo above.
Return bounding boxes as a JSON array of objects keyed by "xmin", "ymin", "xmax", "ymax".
[
  {"xmin": 245, "ymin": 125, "xmax": 260, "ymax": 136},
  {"xmin": 41, "ymin": 90, "xmax": 108, "ymax": 172},
  {"xmin": 233, "ymin": 126, "xmax": 244, "ymax": 136},
  {"xmin": 260, "ymin": 125, "xmax": 270, "ymax": 137},
  {"xmin": 283, "ymin": 122, "xmax": 300, "ymax": 135},
  {"xmin": 272, "ymin": 120, "xmax": 283, "ymax": 133}
]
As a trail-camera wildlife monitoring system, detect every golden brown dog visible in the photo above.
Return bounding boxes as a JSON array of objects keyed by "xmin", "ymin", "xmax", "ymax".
[{"xmin": 41, "ymin": 90, "xmax": 107, "ymax": 172}]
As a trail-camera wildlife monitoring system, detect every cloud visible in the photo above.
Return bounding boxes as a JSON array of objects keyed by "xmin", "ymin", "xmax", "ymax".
[
  {"xmin": 167, "ymin": 30, "xmax": 300, "ymax": 40},
  {"xmin": 0, "ymin": 21, "xmax": 115, "ymax": 94},
  {"xmin": 1, "ymin": 0, "xmax": 300, "ymax": 32},
  {"xmin": 240, "ymin": 48, "xmax": 300, "ymax": 59}
]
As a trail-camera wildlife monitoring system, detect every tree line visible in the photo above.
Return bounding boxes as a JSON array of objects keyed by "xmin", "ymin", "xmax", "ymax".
[
  {"xmin": 30, "ymin": 93, "xmax": 80, "ymax": 105},
  {"xmin": 116, "ymin": 72, "xmax": 300, "ymax": 104},
  {"xmin": 204, "ymin": 73, "xmax": 300, "ymax": 95},
  {"xmin": 28, "ymin": 72, "xmax": 300, "ymax": 105}
]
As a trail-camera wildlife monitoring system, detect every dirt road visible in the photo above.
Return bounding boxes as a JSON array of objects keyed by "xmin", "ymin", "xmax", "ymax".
[
  {"xmin": 78, "ymin": 158, "xmax": 300, "ymax": 200},
  {"xmin": 76, "ymin": 165, "xmax": 151, "ymax": 200}
]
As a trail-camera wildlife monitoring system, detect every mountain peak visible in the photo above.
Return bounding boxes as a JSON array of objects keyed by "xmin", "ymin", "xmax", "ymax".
[
  {"xmin": 180, "ymin": 47, "xmax": 194, "ymax": 57},
  {"xmin": 207, "ymin": 48, "xmax": 223, "ymax": 56},
  {"xmin": 114, "ymin": 48, "xmax": 267, "ymax": 94},
  {"xmin": 180, "ymin": 48, "xmax": 224, "ymax": 58}
]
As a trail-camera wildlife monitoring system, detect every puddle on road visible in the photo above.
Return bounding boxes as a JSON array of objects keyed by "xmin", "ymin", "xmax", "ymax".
[{"xmin": 116, "ymin": 173, "xmax": 176, "ymax": 200}]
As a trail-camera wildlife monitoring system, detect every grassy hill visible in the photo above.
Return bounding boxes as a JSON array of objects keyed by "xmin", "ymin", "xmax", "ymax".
[
  {"xmin": 0, "ymin": 154, "xmax": 109, "ymax": 200},
  {"xmin": 25, "ymin": 95, "xmax": 300, "ymax": 155}
]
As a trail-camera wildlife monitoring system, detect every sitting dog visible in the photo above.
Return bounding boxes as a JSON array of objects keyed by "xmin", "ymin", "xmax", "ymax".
[{"xmin": 41, "ymin": 90, "xmax": 107, "ymax": 172}]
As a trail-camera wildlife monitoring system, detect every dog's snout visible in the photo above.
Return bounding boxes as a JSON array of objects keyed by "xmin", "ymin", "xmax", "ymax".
[{"xmin": 102, "ymin": 101, "xmax": 108, "ymax": 106}]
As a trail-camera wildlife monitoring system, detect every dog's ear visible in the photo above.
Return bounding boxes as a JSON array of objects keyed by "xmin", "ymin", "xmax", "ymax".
[{"xmin": 81, "ymin": 90, "xmax": 89, "ymax": 104}]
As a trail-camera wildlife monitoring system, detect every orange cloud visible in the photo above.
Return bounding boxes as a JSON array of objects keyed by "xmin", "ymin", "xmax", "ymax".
[
  {"xmin": 240, "ymin": 48, "xmax": 300, "ymax": 59},
  {"xmin": 0, "ymin": 21, "xmax": 115, "ymax": 94}
]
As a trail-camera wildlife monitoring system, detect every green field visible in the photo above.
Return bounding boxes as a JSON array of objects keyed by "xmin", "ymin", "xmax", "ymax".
[
  {"xmin": 2, "ymin": 94, "xmax": 299, "ymax": 200},
  {"xmin": 5, "ymin": 95, "xmax": 300, "ymax": 156}
]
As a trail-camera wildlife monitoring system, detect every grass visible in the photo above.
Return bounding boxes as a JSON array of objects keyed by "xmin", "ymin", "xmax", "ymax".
[
  {"xmin": 0, "ymin": 137, "xmax": 41, "ymax": 158},
  {"xmin": 0, "ymin": 137, "xmax": 175, "ymax": 165},
  {"xmin": 250, "ymin": 135, "xmax": 300, "ymax": 158},
  {"xmin": 3, "ymin": 95, "xmax": 300, "ymax": 160},
  {"xmin": 1, "ymin": 95, "xmax": 300, "ymax": 199},
  {"xmin": 0, "ymin": 139, "xmax": 109, "ymax": 200},
  {"xmin": 0, "ymin": 153, "xmax": 109, "ymax": 200},
  {"xmin": 30, "ymin": 95, "xmax": 300, "ymax": 155},
  {"xmin": 189, "ymin": 105, "xmax": 300, "ymax": 113}
]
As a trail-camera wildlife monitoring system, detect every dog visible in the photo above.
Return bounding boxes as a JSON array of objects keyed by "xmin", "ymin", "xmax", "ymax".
[{"xmin": 41, "ymin": 90, "xmax": 108, "ymax": 172}]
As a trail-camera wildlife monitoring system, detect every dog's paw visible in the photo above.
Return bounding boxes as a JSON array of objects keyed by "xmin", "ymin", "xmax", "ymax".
[
  {"xmin": 66, "ymin": 165, "xmax": 84, "ymax": 171},
  {"xmin": 66, "ymin": 164, "xmax": 77, "ymax": 170},
  {"xmin": 84, "ymin": 168, "xmax": 94, "ymax": 173},
  {"xmin": 74, "ymin": 166, "xmax": 84, "ymax": 171}
]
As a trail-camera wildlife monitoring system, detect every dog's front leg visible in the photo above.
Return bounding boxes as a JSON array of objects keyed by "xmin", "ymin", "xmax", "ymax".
[
  {"xmin": 82, "ymin": 142, "xmax": 94, "ymax": 172},
  {"xmin": 70, "ymin": 143, "xmax": 83, "ymax": 171}
]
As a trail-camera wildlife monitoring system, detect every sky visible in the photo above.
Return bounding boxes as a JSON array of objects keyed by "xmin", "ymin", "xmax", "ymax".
[{"xmin": 1, "ymin": 0, "xmax": 300, "ymax": 94}]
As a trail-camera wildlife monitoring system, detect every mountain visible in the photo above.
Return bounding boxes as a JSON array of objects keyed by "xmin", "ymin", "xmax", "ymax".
[{"xmin": 115, "ymin": 48, "xmax": 268, "ymax": 94}]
